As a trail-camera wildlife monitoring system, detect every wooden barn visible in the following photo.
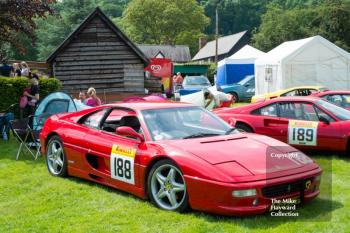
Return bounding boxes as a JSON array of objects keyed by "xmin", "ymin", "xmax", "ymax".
[{"xmin": 46, "ymin": 7, "xmax": 152, "ymax": 100}]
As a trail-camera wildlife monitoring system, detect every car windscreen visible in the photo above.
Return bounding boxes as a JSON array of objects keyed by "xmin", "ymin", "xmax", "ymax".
[
  {"xmin": 238, "ymin": 75, "xmax": 253, "ymax": 86},
  {"xmin": 141, "ymin": 106, "xmax": 235, "ymax": 141},
  {"xmin": 183, "ymin": 76, "xmax": 210, "ymax": 85},
  {"xmin": 317, "ymin": 99, "xmax": 350, "ymax": 121}
]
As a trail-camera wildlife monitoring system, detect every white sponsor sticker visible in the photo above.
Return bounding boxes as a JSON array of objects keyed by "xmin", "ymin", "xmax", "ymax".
[
  {"xmin": 110, "ymin": 144, "xmax": 136, "ymax": 184},
  {"xmin": 288, "ymin": 120, "xmax": 318, "ymax": 146}
]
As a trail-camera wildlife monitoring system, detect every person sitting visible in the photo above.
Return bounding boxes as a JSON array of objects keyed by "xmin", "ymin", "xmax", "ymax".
[
  {"xmin": 86, "ymin": 87, "xmax": 102, "ymax": 107},
  {"xmin": 204, "ymin": 89, "xmax": 232, "ymax": 109}
]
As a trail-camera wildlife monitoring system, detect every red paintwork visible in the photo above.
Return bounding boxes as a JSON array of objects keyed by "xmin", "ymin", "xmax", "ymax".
[
  {"xmin": 214, "ymin": 97, "xmax": 350, "ymax": 153},
  {"xmin": 40, "ymin": 102, "xmax": 321, "ymax": 216}
]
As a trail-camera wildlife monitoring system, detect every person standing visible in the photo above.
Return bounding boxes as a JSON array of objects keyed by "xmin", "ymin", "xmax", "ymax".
[
  {"xmin": 174, "ymin": 72, "xmax": 183, "ymax": 85},
  {"xmin": 78, "ymin": 91, "xmax": 87, "ymax": 104},
  {"xmin": 86, "ymin": 87, "xmax": 102, "ymax": 107},
  {"xmin": 20, "ymin": 61, "xmax": 30, "ymax": 77},
  {"xmin": 12, "ymin": 63, "xmax": 21, "ymax": 77},
  {"xmin": 0, "ymin": 59, "xmax": 12, "ymax": 77}
]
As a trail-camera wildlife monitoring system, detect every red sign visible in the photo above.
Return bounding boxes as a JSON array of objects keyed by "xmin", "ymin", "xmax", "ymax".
[{"xmin": 145, "ymin": 58, "xmax": 173, "ymax": 78}]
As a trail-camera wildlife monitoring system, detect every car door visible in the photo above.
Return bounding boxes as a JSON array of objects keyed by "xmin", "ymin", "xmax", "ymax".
[
  {"xmin": 243, "ymin": 77, "xmax": 255, "ymax": 99},
  {"xmin": 84, "ymin": 108, "xmax": 144, "ymax": 189},
  {"xmin": 250, "ymin": 103, "xmax": 286, "ymax": 141},
  {"xmin": 277, "ymin": 101, "xmax": 342, "ymax": 150}
]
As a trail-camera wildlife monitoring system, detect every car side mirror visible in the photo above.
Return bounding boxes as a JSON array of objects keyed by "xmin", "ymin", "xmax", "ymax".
[
  {"xmin": 319, "ymin": 116, "xmax": 330, "ymax": 125},
  {"xmin": 228, "ymin": 118, "xmax": 237, "ymax": 127},
  {"xmin": 116, "ymin": 126, "xmax": 145, "ymax": 142}
]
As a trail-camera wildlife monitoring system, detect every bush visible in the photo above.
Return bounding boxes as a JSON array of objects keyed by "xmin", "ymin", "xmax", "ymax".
[{"xmin": 0, "ymin": 76, "xmax": 62, "ymax": 111}]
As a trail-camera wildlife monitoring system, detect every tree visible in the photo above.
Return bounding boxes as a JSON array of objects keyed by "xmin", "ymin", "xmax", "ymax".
[
  {"xmin": 0, "ymin": 0, "xmax": 56, "ymax": 59},
  {"xmin": 252, "ymin": 0, "xmax": 350, "ymax": 52},
  {"xmin": 120, "ymin": 0, "xmax": 209, "ymax": 55}
]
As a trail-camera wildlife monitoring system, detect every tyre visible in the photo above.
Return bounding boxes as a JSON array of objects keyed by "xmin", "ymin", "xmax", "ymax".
[
  {"xmin": 46, "ymin": 135, "xmax": 68, "ymax": 177},
  {"xmin": 147, "ymin": 159, "xmax": 189, "ymax": 212},
  {"xmin": 236, "ymin": 123, "xmax": 253, "ymax": 133},
  {"xmin": 230, "ymin": 92, "xmax": 239, "ymax": 103}
]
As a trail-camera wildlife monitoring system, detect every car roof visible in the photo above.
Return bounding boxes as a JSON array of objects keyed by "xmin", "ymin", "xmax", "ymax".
[
  {"xmin": 267, "ymin": 96, "xmax": 320, "ymax": 103},
  {"xmin": 314, "ymin": 90, "xmax": 350, "ymax": 96},
  {"xmin": 105, "ymin": 101, "xmax": 194, "ymax": 111}
]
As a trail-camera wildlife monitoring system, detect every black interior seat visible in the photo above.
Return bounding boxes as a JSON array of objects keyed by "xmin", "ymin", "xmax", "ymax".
[{"xmin": 119, "ymin": 116, "xmax": 141, "ymax": 132}]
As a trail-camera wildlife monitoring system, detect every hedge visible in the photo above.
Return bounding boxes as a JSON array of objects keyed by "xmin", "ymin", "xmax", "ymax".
[{"xmin": 0, "ymin": 76, "xmax": 62, "ymax": 111}]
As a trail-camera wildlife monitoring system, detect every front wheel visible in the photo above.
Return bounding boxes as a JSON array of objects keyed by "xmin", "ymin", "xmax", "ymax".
[
  {"xmin": 147, "ymin": 159, "xmax": 189, "ymax": 212},
  {"xmin": 46, "ymin": 135, "xmax": 68, "ymax": 177}
]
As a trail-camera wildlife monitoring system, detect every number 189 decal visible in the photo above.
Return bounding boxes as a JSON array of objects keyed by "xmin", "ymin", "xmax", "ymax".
[
  {"xmin": 110, "ymin": 144, "xmax": 137, "ymax": 184},
  {"xmin": 288, "ymin": 120, "xmax": 318, "ymax": 146}
]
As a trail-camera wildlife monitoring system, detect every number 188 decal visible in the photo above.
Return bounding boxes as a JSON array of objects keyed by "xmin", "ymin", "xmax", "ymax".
[
  {"xmin": 110, "ymin": 144, "xmax": 136, "ymax": 184},
  {"xmin": 288, "ymin": 120, "xmax": 318, "ymax": 146}
]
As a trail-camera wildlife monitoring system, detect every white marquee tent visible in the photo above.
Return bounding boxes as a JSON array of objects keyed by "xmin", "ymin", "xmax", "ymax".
[{"xmin": 254, "ymin": 35, "xmax": 350, "ymax": 95}]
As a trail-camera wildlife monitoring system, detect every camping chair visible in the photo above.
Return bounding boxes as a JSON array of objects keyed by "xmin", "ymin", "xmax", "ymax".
[
  {"xmin": 0, "ymin": 103, "xmax": 18, "ymax": 140},
  {"xmin": 9, "ymin": 113, "xmax": 49, "ymax": 160}
]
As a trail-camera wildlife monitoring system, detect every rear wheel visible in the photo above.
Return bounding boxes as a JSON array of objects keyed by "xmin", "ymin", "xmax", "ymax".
[
  {"xmin": 46, "ymin": 135, "xmax": 68, "ymax": 177},
  {"xmin": 147, "ymin": 159, "xmax": 189, "ymax": 212},
  {"xmin": 236, "ymin": 123, "xmax": 253, "ymax": 133}
]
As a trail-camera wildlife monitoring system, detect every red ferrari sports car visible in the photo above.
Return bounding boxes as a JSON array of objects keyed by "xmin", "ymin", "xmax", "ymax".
[
  {"xmin": 214, "ymin": 97, "xmax": 350, "ymax": 154},
  {"xmin": 311, "ymin": 90, "xmax": 350, "ymax": 110},
  {"xmin": 40, "ymin": 102, "xmax": 321, "ymax": 216}
]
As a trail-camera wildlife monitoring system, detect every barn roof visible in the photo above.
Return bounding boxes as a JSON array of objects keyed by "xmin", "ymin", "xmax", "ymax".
[
  {"xmin": 192, "ymin": 31, "xmax": 248, "ymax": 61},
  {"xmin": 46, "ymin": 7, "xmax": 149, "ymax": 64},
  {"xmin": 137, "ymin": 44, "xmax": 191, "ymax": 63}
]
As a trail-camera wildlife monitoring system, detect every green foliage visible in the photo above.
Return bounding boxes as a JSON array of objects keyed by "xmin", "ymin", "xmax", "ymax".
[
  {"xmin": 253, "ymin": 0, "xmax": 350, "ymax": 52},
  {"xmin": 199, "ymin": 0, "xmax": 268, "ymax": 36},
  {"xmin": 0, "ymin": 137, "xmax": 345, "ymax": 232},
  {"xmin": 120, "ymin": 0, "xmax": 209, "ymax": 56},
  {"xmin": 7, "ymin": 0, "xmax": 130, "ymax": 61},
  {"xmin": 207, "ymin": 63, "xmax": 217, "ymax": 84},
  {"xmin": 0, "ymin": 77, "xmax": 61, "ymax": 111}
]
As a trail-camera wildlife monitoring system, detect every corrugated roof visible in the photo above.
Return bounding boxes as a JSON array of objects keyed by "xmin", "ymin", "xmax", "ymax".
[
  {"xmin": 137, "ymin": 44, "xmax": 191, "ymax": 63},
  {"xmin": 192, "ymin": 31, "xmax": 248, "ymax": 61}
]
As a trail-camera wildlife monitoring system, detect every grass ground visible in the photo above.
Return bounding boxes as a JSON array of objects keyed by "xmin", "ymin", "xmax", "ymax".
[{"xmin": 1, "ymin": 139, "xmax": 349, "ymax": 233}]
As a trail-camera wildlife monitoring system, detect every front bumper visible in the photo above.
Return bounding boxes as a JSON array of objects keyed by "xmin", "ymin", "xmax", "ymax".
[{"xmin": 185, "ymin": 168, "xmax": 321, "ymax": 216}]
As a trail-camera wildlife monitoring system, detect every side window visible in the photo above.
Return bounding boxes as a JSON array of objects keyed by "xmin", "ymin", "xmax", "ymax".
[
  {"xmin": 279, "ymin": 102, "xmax": 297, "ymax": 119},
  {"xmin": 83, "ymin": 109, "xmax": 108, "ymax": 129},
  {"xmin": 101, "ymin": 109, "xmax": 141, "ymax": 134},
  {"xmin": 315, "ymin": 107, "xmax": 335, "ymax": 122},
  {"xmin": 279, "ymin": 102, "xmax": 318, "ymax": 121},
  {"xmin": 281, "ymin": 90, "xmax": 296, "ymax": 97},
  {"xmin": 252, "ymin": 104, "xmax": 278, "ymax": 117}
]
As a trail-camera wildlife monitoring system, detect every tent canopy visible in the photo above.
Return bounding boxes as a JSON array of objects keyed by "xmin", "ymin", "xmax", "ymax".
[
  {"xmin": 33, "ymin": 92, "xmax": 89, "ymax": 129},
  {"xmin": 255, "ymin": 35, "xmax": 350, "ymax": 95},
  {"xmin": 217, "ymin": 45, "xmax": 265, "ymax": 86}
]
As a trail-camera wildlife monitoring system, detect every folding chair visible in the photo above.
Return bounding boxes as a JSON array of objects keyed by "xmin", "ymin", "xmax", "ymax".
[{"xmin": 9, "ymin": 114, "xmax": 44, "ymax": 160}]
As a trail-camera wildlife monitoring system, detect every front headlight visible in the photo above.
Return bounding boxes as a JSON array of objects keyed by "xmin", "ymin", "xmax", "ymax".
[{"xmin": 232, "ymin": 189, "xmax": 257, "ymax": 197}]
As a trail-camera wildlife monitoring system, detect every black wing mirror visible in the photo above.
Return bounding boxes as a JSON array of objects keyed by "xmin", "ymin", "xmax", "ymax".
[{"xmin": 319, "ymin": 116, "xmax": 330, "ymax": 125}]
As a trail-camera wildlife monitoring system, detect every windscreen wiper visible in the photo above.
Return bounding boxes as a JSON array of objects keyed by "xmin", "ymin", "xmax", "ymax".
[{"xmin": 183, "ymin": 133, "xmax": 220, "ymax": 139}]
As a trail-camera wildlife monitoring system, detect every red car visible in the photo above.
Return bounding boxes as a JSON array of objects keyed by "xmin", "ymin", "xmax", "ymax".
[
  {"xmin": 40, "ymin": 102, "xmax": 321, "ymax": 216},
  {"xmin": 311, "ymin": 90, "xmax": 350, "ymax": 110},
  {"xmin": 214, "ymin": 97, "xmax": 350, "ymax": 154}
]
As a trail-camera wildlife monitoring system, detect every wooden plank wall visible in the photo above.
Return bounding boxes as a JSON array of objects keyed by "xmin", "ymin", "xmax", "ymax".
[{"xmin": 53, "ymin": 16, "xmax": 145, "ymax": 94}]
